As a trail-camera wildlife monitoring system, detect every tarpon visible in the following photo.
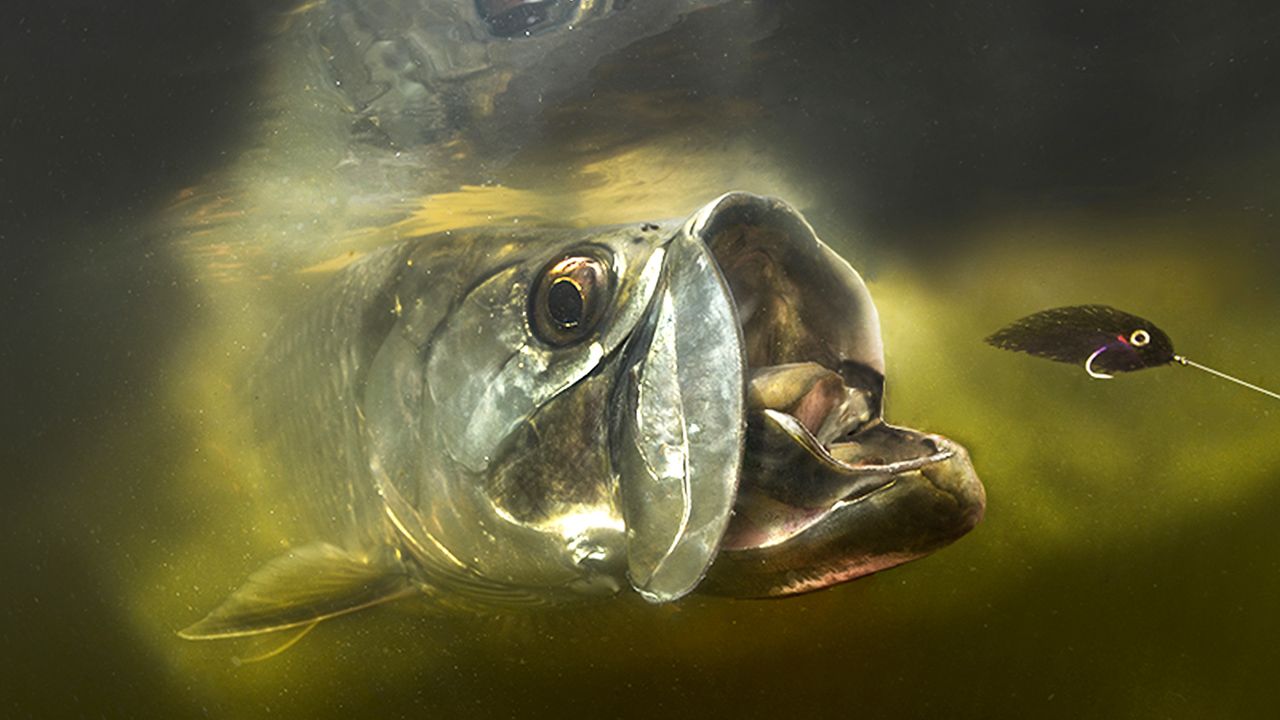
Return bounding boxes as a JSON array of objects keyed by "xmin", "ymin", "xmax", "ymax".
[{"xmin": 180, "ymin": 192, "xmax": 984, "ymax": 639}]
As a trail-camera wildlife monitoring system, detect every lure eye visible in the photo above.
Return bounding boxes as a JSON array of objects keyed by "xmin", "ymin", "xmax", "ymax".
[
  {"xmin": 1129, "ymin": 329, "xmax": 1151, "ymax": 347},
  {"xmin": 529, "ymin": 249, "xmax": 613, "ymax": 346}
]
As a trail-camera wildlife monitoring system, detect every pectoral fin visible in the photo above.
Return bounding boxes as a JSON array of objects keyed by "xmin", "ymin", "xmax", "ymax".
[{"xmin": 179, "ymin": 543, "xmax": 417, "ymax": 639}]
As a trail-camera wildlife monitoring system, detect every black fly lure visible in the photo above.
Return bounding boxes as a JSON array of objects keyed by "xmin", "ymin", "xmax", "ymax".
[{"xmin": 985, "ymin": 304, "xmax": 1279, "ymax": 399}]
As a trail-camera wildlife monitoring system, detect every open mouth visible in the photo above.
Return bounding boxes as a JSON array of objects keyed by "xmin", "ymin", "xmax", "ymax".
[
  {"xmin": 684, "ymin": 194, "xmax": 985, "ymax": 596},
  {"xmin": 720, "ymin": 363, "xmax": 957, "ymax": 552},
  {"xmin": 609, "ymin": 193, "xmax": 981, "ymax": 602}
]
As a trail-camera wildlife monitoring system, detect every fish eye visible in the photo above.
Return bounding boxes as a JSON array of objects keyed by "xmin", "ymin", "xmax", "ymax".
[
  {"xmin": 1130, "ymin": 329, "xmax": 1151, "ymax": 347},
  {"xmin": 529, "ymin": 249, "xmax": 613, "ymax": 346}
]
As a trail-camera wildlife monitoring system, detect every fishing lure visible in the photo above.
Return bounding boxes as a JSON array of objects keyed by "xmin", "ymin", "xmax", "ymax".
[{"xmin": 985, "ymin": 304, "xmax": 1279, "ymax": 400}]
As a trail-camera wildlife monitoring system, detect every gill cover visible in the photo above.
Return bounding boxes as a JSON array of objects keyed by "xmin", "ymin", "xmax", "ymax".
[{"xmin": 613, "ymin": 218, "xmax": 746, "ymax": 603}]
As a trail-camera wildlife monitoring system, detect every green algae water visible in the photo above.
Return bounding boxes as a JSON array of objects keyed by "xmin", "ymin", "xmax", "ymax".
[{"xmin": 5, "ymin": 2, "xmax": 1280, "ymax": 718}]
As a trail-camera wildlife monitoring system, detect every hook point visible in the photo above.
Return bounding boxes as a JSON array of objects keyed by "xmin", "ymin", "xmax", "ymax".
[{"xmin": 1085, "ymin": 346, "xmax": 1114, "ymax": 379}]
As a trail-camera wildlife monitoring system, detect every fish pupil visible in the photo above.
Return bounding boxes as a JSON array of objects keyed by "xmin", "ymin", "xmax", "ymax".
[{"xmin": 547, "ymin": 277, "xmax": 584, "ymax": 328}]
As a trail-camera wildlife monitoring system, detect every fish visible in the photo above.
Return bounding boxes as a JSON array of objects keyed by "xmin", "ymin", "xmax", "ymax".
[
  {"xmin": 985, "ymin": 304, "xmax": 1280, "ymax": 398},
  {"xmin": 180, "ymin": 192, "xmax": 986, "ymax": 639}
]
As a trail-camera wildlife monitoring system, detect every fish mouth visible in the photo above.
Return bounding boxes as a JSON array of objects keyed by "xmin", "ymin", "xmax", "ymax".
[
  {"xmin": 722, "ymin": 364, "xmax": 959, "ymax": 552},
  {"xmin": 705, "ymin": 413, "xmax": 985, "ymax": 598},
  {"xmin": 611, "ymin": 193, "xmax": 983, "ymax": 602},
  {"xmin": 692, "ymin": 193, "xmax": 986, "ymax": 598}
]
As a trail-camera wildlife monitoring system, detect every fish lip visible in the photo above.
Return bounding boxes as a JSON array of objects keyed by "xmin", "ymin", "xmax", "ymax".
[
  {"xmin": 719, "ymin": 410, "xmax": 964, "ymax": 552},
  {"xmin": 771, "ymin": 408, "xmax": 957, "ymax": 502},
  {"xmin": 700, "ymin": 427, "xmax": 985, "ymax": 598}
]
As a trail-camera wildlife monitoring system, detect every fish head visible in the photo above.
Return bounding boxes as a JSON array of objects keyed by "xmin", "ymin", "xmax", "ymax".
[
  {"xmin": 364, "ymin": 193, "xmax": 983, "ymax": 607},
  {"xmin": 362, "ymin": 218, "xmax": 677, "ymax": 604}
]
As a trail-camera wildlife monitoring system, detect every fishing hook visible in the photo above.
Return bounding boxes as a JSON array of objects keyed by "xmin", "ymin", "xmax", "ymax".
[{"xmin": 1085, "ymin": 346, "xmax": 1113, "ymax": 379}]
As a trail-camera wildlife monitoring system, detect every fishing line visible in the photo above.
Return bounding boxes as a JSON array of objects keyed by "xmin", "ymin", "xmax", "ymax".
[{"xmin": 1174, "ymin": 355, "xmax": 1280, "ymax": 400}]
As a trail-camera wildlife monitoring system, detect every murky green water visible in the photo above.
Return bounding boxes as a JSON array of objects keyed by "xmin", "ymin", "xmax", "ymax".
[{"xmin": 5, "ymin": 2, "xmax": 1280, "ymax": 718}]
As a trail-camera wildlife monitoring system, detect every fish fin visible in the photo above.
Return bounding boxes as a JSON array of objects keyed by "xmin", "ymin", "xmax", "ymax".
[
  {"xmin": 179, "ymin": 542, "xmax": 417, "ymax": 640},
  {"xmin": 232, "ymin": 621, "xmax": 320, "ymax": 664}
]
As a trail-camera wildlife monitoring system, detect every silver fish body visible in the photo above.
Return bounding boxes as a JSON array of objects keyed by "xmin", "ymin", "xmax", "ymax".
[{"xmin": 181, "ymin": 193, "xmax": 984, "ymax": 639}]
